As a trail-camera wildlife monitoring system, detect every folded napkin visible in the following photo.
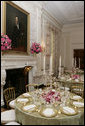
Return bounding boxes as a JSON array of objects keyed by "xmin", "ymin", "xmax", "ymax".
[
  {"xmin": 73, "ymin": 102, "xmax": 84, "ymax": 107},
  {"xmin": 17, "ymin": 98, "xmax": 29, "ymax": 102},
  {"xmin": 43, "ymin": 108, "xmax": 55, "ymax": 117},
  {"xmin": 63, "ymin": 107, "xmax": 75, "ymax": 114},
  {"xmin": 23, "ymin": 93, "xmax": 31, "ymax": 97},
  {"xmin": 73, "ymin": 95, "xmax": 82, "ymax": 100},
  {"xmin": 52, "ymin": 89, "xmax": 56, "ymax": 92},
  {"xmin": 75, "ymin": 79, "xmax": 79, "ymax": 82},
  {"xmin": 23, "ymin": 104, "xmax": 36, "ymax": 110}
]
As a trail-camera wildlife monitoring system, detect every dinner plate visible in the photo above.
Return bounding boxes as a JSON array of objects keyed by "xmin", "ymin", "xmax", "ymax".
[
  {"xmin": 17, "ymin": 98, "xmax": 29, "ymax": 103},
  {"xmin": 61, "ymin": 106, "xmax": 77, "ymax": 116},
  {"xmin": 40, "ymin": 107, "xmax": 57, "ymax": 118},
  {"xmin": 70, "ymin": 95, "xmax": 82, "ymax": 100},
  {"xmin": 22, "ymin": 93, "xmax": 31, "ymax": 97},
  {"xmin": 22, "ymin": 104, "xmax": 36, "ymax": 112},
  {"xmin": 72, "ymin": 101, "xmax": 84, "ymax": 108}
]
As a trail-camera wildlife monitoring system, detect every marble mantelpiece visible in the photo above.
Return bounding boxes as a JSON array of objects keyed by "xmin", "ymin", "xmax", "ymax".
[{"xmin": 1, "ymin": 55, "xmax": 37, "ymax": 106}]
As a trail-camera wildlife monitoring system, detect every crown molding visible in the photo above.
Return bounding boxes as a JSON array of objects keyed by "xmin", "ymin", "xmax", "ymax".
[{"xmin": 42, "ymin": 9, "xmax": 63, "ymax": 30}]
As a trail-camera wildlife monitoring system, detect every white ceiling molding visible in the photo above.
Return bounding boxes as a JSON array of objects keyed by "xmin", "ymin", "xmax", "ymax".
[
  {"xmin": 62, "ymin": 22, "xmax": 84, "ymax": 32},
  {"xmin": 42, "ymin": 9, "xmax": 62, "ymax": 30},
  {"xmin": 11, "ymin": 1, "xmax": 84, "ymax": 26},
  {"xmin": 42, "ymin": 1, "xmax": 84, "ymax": 25}
]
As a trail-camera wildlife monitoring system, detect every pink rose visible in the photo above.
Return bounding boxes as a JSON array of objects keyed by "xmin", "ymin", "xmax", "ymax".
[
  {"xmin": 31, "ymin": 51, "xmax": 34, "ymax": 54},
  {"xmin": 4, "ymin": 43, "xmax": 8, "ymax": 46},
  {"xmin": 1, "ymin": 46, "xmax": 5, "ymax": 50},
  {"xmin": 6, "ymin": 38, "xmax": 11, "ymax": 43},
  {"xmin": 1, "ymin": 38, "xmax": 5, "ymax": 42}
]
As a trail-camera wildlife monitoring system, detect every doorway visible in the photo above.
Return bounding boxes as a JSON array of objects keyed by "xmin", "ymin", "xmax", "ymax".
[{"xmin": 74, "ymin": 49, "xmax": 84, "ymax": 69}]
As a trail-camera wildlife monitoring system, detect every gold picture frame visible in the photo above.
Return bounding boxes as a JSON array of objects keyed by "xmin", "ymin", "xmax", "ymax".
[{"xmin": 2, "ymin": 1, "xmax": 30, "ymax": 55}]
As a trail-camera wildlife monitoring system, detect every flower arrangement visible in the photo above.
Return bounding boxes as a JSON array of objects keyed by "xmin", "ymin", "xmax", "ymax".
[
  {"xmin": 1, "ymin": 33, "xmax": 12, "ymax": 51},
  {"xmin": 30, "ymin": 42, "xmax": 42, "ymax": 54},
  {"xmin": 42, "ymin": 90, "xmax": 61, "ymax": 103},
  {"xmin": 72, "ymin": 74, "xmax": 80, "ymax": 80}
]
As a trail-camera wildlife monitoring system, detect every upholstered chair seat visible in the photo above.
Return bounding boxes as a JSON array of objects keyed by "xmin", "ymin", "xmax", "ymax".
[
  {"xmin": 1, "ymin": 109, "xmax": 15, "ymax": 124},
  {"xmin": 5, "ymin": 121, "xmax": 20, "ymax": 125}
]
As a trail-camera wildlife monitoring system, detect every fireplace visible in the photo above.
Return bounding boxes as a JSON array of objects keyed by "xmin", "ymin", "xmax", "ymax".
[
  {"xmin": 1, "ymin": 55, "xmax": 37, "ymax": 106},
  {"xmin": 4, "ymin": 66, "xmax": 31, "ymax": 97}
]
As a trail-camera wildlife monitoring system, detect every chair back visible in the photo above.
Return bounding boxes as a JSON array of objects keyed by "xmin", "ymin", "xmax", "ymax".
[
  {"xmin": 25, "ymin": 84, "xmax": 29, "ymax": 92},
  {"xmin": 3, "ymin": 87, "xmax": 15, "ymax": 108},
  {"xmin": 25, "ymin": 84, "xmax": 39, "ymax": 92}
]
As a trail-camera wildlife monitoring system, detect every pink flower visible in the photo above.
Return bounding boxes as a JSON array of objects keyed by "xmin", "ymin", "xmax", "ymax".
[
  {"xmin": 31, "ymin": 51, "xmax": 34, "ymax": 54},
  {"xmin": 30, "ymin": 42, "xmax": 42, "ymax": 54},
  {"xmin": 1, "ymin": 34, "xmax": 12, "ymax": 51},
  {"xmin": 1, "ymin": 46, "xmax": 5, "ymax": 50},
  {"xmin": 46, "ymin": 97, "xmax": 51, "ymax": 103},
  {"xmin": 6, "ymin": 38, "xmax": 11, "ymax": 43},
  {"xmin": 1, "ymin": 38, "xmax": 5, "ymax": 42},
  {"xmin": 4, "ymin": 43, "xmax": 8, "ymax": 46},
  {"xmin": 72, "ymin": 75, "xmax": 80, "ymax": 79},
  {"xmin": 41, "ymin": 90, "xmax": 61, "ymax": 103}
]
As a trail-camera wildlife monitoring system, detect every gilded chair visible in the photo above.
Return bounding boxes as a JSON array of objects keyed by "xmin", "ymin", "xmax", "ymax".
[
  {"xmin": 25, "ymin": 84, "xmax": 43, "ymax": 92},
  {"xmin": 25, "ymin": 84, "xmax": 29, "ymax": 92},
  {"xmin": 3, "ymin": 87, "xmax": 15, "ymax": 108},
  {"xmin": 25, "ymin": 84, "xmax": 37, "ymax": 92}
]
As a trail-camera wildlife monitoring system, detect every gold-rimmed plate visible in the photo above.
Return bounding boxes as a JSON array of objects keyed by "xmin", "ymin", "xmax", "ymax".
[
  {"xmin": 22, "ymin": 104, "xmax": 37, "ymax": 112},
  {"xmin": 16, "ymin": 98, "xmax": 29, "ymax": 105},
  {"xmin": 22, "ymin": 93, "xmax": 32, "ymax": 98},
  {"xmin": 61, "ymin": 106, "xmax": 78, "ymax": 116},
  {"xmin": 70, "ymin": 95, "xmax": 82, "ymax": 101},
  {"xmin": 72, "ymin": 101, "xmax": 84, "ymax": 108},
  {"xmin": 40, "ymin": 107, "xmax": 57, "ymax": 118}
]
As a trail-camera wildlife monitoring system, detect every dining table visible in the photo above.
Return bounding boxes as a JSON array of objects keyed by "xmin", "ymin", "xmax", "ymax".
[{"xmin": 15, "ymin": 88, "xmax": 84, "ymax": 125}]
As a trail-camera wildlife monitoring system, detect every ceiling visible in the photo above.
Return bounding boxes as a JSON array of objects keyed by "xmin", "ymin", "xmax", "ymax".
[{"xmin": 42, "ymin": 1, "xmax": 84, "ymax": 25}]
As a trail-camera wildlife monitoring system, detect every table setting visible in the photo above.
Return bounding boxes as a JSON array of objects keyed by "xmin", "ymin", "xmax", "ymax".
[{"xmin": 15, "ymin": 87, "xmax": 84, "ymax": 125}]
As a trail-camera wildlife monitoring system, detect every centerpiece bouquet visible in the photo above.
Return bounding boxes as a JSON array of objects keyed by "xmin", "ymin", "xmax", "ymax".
[
  {"xmin": 1, "ymin": 33, "xmax": 12, "ymax": 51},
  {"xmin": 72, "ymin": 74, "xmax": 80, "ymax": 80},
  {"xmin": 30, "ymin": 42, "xmax": 42, "ymax": 54},
  {"xmin": 70, "ymin": 74, "xmax": 80, "ymax": 82},
  {"xmin": 42, "ymin": 90, "xmax": 61, "ymax": 104}
]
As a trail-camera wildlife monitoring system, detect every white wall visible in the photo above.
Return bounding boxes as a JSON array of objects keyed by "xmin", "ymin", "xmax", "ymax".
[
  {"xmin": 1, "ymin": 1, "xmax": 62, "ymax": 75},
  {"xmin": 61, "ymin": 23, "xmax": 84, "ymax": 69}
]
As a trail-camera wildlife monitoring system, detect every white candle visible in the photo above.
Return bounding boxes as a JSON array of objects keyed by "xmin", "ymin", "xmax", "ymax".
[
  {"xmin": 50, "ymin": 55, "xmax": 52, "ymax": 74},
  {"xmin": 59, "ymin": 55, "xmax": 61, "ymax": 67},
  {"xmin": 72, "ymin": 58, "xmax": 74, "ymax": 67},
  {"xmin": 58, "ymin": 67, "xmax": 61, "ymax": 77},
  {"xmin": 58, "ymin": 55, "xmax": 61, "ymax": 77},
  {"xmin": 79, "ymin": 58, "xmax": 80, "ymax": 69},
  {"xmin": 74, "ymin": 57, "xmax": 76, "ymax": 68},
  {"xmin": 37, "ymin": 8, "xmax": 38, "ymax": 42},
  {"xmin": 43, "ymin": 55, "xmax": 46, "ymax": 74}
]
